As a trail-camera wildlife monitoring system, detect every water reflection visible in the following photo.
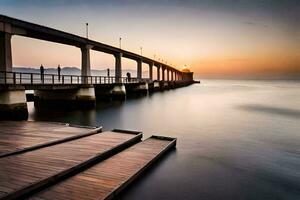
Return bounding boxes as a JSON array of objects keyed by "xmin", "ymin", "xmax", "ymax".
[{"xmin": 237, "ymin": 104, "xmax": 300, "ymax": 119}]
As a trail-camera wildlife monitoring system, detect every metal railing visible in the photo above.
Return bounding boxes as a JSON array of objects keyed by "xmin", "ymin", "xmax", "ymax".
[{"xmin": 0, "ymin": 71, "xmax": 142, "ymax": 85}]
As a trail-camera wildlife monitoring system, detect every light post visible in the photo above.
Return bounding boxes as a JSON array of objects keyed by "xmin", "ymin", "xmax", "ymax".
[
  {"xmin": 119, "ymin": 37, "xmax": 122, "ymax": 49},
  {"xmin": 140, "ymin": 47, "xmax": 143, "ymax": 56},
  {"xmin": 86, "ymin": 23, "xmax": 89, "ymax": 39}
]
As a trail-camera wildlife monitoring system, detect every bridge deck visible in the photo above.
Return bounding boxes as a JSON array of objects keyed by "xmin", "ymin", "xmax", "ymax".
[
  {"xmin": 0, "ymin": 121, "xmax": 101, "ymax": 158},
  {"xmin": 29, "ymin": 136, "xmax": 176, "ymax": 200},
  {"xmin": 0, "ymin": 130, "xmax": 142, "ymax": 199}
]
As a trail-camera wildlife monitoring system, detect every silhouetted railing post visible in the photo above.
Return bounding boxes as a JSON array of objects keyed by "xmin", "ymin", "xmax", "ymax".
[{"xmin": 62, "ymin": 75, "xmax": 64, "ymax": 84}]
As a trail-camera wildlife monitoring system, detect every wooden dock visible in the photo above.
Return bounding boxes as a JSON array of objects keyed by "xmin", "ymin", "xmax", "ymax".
[
  {"xmin": 0, "ymin": 122, "xmax": 176, "ymax": 200},
  {"xmin": 0, "ymin": 121, "xmax": 101, "ymax": 158}
]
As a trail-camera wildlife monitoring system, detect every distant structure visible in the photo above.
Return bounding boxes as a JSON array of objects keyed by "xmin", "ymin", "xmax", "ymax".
[{"xmin": 181, "ymin": 67, "xmax": 194, "ymax": 82}]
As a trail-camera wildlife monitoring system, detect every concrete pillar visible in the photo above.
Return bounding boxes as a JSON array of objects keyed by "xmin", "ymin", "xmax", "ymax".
[
  {"xmin": 34, "ymin": 86, "xmax": 96, "ymax": 109},
  {"xmin": 137, "ymin": 59, "xmax": 142, "ymax": 80},
  {"xmin": 114, "ymin": 52, "xmax": 122, "ymax": 83},
  {"xmin": 167, "ymin": 69, "xmax": 169, "ymax": 81},
  {"xmin": 171, "ymin": 70, "xmax": 174, "ymax": 81},
  {"xmin": 95, "ymin": 83, "xmax": 126, "ymax": 101},
  {"xmin": 162, "ymin": 67, "xmax": 165, "ymax": 81},
  {"xmin": 149, "ymin": 62, "xmax": 153, "ymax": 81},
  {"xmin": 0, "ymin": 87, "xmax": 28, "ymax": 120},
  {"xmin": 81, "ymin": 45, "xmax": 92, "ymax": 77},
  {"xmin": 125, "ymin": 82, "xmax": 148, "ymax": 96},
  {"xmin": 157, "ymin": 65, "xmax": 161, "ymax": 81},
  {"xmin": 0, "ymin": 32, "xmax": 12, "ymax": 72}
]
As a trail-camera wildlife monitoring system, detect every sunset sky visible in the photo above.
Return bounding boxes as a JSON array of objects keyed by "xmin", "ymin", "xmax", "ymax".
[{"xmin": 0, "ymin": 0, "xmax": 299, "ymax": 79}]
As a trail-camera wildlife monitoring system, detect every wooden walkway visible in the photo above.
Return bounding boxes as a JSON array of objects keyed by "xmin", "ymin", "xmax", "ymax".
[
  {"xmin": 0, "ymin": 121, "xmax": 101, "ymax": 158},
  {"xmin": 0, "ymin": 121, "xmax": 176, "ymax": 200},
  {"xmin": 28, "ymin": 136, "xmax": 176, "ymax": 200},
  {"xmin": 0, "ymin": 130, "xmax": 142, "ymax": 199}
]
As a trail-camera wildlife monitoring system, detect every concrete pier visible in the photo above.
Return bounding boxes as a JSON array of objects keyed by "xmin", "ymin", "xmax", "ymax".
[
  {"xmin": 34, "ymin": 86, "xmax": 96, "ymax": 109},
  {"xmin": 125, "ymin": 82, "xmax": 148, "ymax": 96},
  {"xmin": 148, "ymin": 81, "xmax": 161, "ymax": 93},
  {"xmin": 0, "ymin": 86, "xmax": 28, "ymax": 120},
  {"xmin": 0, "ymin": 15, "xmax": 199, "ymax": 120},
  {"xmin": 94, "ymin": 83, "xmax": 126, "ymax": 101},
  {"xmin": 160, "ymin": 81, "xmax": 170, "ymax": 90}
]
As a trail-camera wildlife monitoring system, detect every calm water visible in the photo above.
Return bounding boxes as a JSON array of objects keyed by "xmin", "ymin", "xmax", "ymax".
[{"xmin": 28, "ymin": 80, "xmax": 300, "ymax": 200}]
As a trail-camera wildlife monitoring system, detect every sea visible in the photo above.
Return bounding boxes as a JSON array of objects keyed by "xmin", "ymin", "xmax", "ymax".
[{"xmin": 28, "ymin": 80, "xmax": 300, "ymax": 200}]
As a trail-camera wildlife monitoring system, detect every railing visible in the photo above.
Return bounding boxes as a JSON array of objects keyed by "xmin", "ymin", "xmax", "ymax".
[{"xmin": 0, "ymin": 71, "xmax": 141, "ymax": 85}]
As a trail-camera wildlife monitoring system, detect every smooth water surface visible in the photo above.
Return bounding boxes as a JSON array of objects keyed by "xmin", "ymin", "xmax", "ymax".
[{"xmin": 28, "ymin": 80, "xmax": 300, "ymax": 200}]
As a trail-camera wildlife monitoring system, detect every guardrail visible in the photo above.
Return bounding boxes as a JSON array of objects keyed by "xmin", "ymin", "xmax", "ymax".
[{"xmin": 0, "ymin": 71, "xmax": 142, "ymax": 85}]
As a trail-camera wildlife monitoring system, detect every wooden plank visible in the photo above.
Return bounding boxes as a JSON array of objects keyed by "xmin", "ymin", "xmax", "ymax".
[
  {"xmin": 28, "ymin": 135, "xmax": 176, "ymax": 200},
  {"xmin": 0, "ymin": 130, "xmax": 142, "ymax": 199},
  {"xmin": 0, "ymin": 121, "xmax": 101, "ymax": 157}
]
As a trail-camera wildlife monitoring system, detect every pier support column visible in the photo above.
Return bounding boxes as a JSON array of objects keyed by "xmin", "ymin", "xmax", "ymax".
[
  {"xmin": 34, "ymin": 86, "xmax": 96, "ymax": 109},
  {"xmin": 157, "ymin": 65, "xmax": 161, "ymax": 81},
  {"xmin": 81, "ymin": 45, "xmax": 92, "ymax": 84},
  {"xmin": 171, "ymin": 70, "xmax": 174, "ymax": 81},
  {"xmin": 149, "ymin": 62, "xmax": 153, "ymax": 81},
  {"xmin": 137, "ymin": 59, "xmax": 142, "ymax": 80},
  {"xmin": 167, "ymin": 69, "xmax": 169, "ymax": 81},
  {"xmin": 0, "ymin": 87, "xmax": 28, "ymax": 120},
  {"xmin": 125, "ymin": 82, "xmax": 148, "ymax": 96},
  {"xmin": 0, "ymin": 32, "xmax": 12, "ymax": 72},
  {"xmin": 114, "ymin": 52, "xmax": 122, "ymax": 83},
  {"xmin": 162, "ymin": 67, "xmax": 165, "ymax": 81},
  {"xmin": 94, "ymin": 83, "xmax": 126, "ymax": 101}
]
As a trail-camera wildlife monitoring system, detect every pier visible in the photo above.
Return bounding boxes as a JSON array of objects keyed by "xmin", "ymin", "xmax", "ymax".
[
  {"xmin": 0, "ymin": 121, "xmax": 176, "ymax": 200},
  {"xmin": 0, "ymin": 15, "xmax": 197, "ymax": 120}
]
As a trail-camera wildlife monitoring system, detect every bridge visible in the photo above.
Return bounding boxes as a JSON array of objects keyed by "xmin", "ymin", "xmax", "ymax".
[{"xmin": 0, "ymin": 15, "xmax": 197, "ymax": 120}]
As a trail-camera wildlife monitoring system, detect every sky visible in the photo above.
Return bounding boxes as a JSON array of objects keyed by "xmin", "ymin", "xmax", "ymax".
[{"xmin": 0, "ymin": 0, "xmax": 299, "ymax": 79}]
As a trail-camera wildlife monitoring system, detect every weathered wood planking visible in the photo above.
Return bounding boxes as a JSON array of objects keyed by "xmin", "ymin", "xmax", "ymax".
[
  {"xmin": 0, "ymin": 130, "xmax": 142, "ymax": 200},
  {"xmin": 0, "ymin": 121, "xmax": 101, "ymax": 157},
  {"xmin": 28, "ymin": 136, "xmax": 176, "ymax": 200}
]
